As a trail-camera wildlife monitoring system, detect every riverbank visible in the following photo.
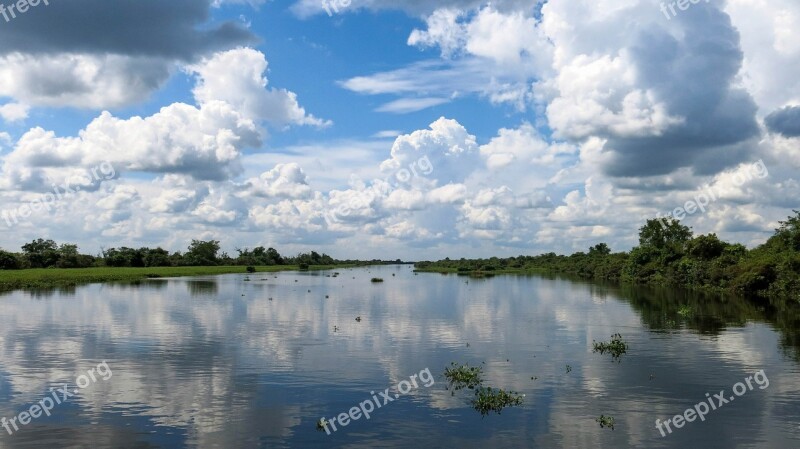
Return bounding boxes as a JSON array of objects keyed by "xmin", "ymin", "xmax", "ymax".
[{"xmin": 0, "ymin": 265, "xmax": 350, "ymax": 292}]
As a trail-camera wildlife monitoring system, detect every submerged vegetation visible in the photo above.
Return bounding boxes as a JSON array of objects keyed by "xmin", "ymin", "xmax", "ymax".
[
  {"xmin": 592, "ymin": 334, "xmax": 629, "ymax": 362},
  {"xmin": 415, "ymin": 210, "xmax": 800, "ymax": 302},
  {"xmin": 444, "ymin": 362, "xmax": 523, "ymax": 416}
]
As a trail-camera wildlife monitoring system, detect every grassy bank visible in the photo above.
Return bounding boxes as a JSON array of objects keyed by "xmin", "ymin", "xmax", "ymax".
[{"xmin": 0, "ymin": 265, "xmax": 348, "ymax": 292}]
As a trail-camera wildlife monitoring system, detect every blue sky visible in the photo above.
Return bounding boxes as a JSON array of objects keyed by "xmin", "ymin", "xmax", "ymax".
[{"xmin": 0, "ymin": 0, "xmax": 798, "ymax": 259}]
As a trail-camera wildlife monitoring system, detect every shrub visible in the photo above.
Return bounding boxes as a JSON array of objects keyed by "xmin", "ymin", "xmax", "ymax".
[{"xmin": 0, "ymin": 250, "xmax": 21, "ymax": 270}]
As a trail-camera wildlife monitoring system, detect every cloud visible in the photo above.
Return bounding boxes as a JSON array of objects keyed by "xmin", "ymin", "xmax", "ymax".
[
  {"xmin": 291, "ymin": 0, "xmax": 540, "ymax": 17},
  {"xmin": 245, "ymin": 163, "xmax": 313, "ymax": 199},
  {"xmin": 0, "ymin": 53, "xmax": 174, "ymax": 109},
  {"xmin": 0, "ymin": 102, "xmax": 30, "ymax": 122},
  {"xmin": 373, "ymin": 130, "xmax": 403, "ymax": 139},
  {"xmin": 765, "ymin": 106, "xmax": 800, "ymax": 137},
  {"xmin": 0, "ymin": 0, "xmax": 256, "ymax": 59},
  {"xmin": 0, "ymin": 0, "xmax": 258, "ymax": 109},
  {"xmin": 0, "ymin": 48, "xmax": 324, "ymax": 185},
  {"xmin": 375, "ymin": 97, "xmax": 450, "ymax": 114},
  {"xmin": 189, "ymin": 48, "xmax": 330, "ymax": 127}
]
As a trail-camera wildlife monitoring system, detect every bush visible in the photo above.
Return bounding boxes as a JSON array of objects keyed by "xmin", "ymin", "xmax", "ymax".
[
  {"xmin": 0, "ymin": 250, "xmax": 21, "ymax": 270},
  {"xmin": 246, "ymin": 266, "xmax": 256, "ymax": 273}
]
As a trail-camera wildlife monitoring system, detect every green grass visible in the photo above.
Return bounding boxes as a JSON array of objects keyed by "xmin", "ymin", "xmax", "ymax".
[{"xmin": 0, "ymin": 265, "xmax": 350, "ymax": 292}]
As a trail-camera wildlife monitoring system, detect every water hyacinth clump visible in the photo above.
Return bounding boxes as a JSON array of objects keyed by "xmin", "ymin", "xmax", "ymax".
[
  {"xmin": 471, "ymin": 387, "xmax": 524, "ymax": 416},
  {"xmin": 596, "ymin": 415, "xmax": 615, "ymax": 430},
  {"xmin": 443, "ymin": 362, "xmax": 483, "ymax": 393},
  {"xmin": 592, "ymin": 333, "xmax": 629, "ymax": 362},
  {"xmin": 444, "ymin": 362, "xmax": 524, "ymax": 416}
]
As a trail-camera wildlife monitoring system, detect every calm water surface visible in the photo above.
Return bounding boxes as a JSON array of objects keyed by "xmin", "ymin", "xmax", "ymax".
[{"xmin": 0, "ymin": 266, "xmax": 799, "ymax": 448}]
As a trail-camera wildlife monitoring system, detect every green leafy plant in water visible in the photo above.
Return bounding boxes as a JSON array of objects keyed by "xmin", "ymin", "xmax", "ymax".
[
  {"xmin": 471, "ymin": 387, "xmax": 524, "ymax": 416},
  {"xmin": 443, "ymin": 362, "xmax": 524, "ymax": 415},
  {"xmin": 443, "ymin": 362, "xmax": 483, "ymax": 394},
  {"xmin": 677, "ymin": 305, "xmax": 693, "ymax": 317},
  {"xmin": 592, "ymin": 333, "xmax": 628, "ymax": 362},
  {"xmin": 566, "ymin": 364, "xmax": 572, "ymax": 373},
  {"xmin": 596, "ymin": 415, "xmax": 615, "ymax": 430},
  {"xmin": 371, "ymin": 278, "xmax": 384, "ymax": 283}
]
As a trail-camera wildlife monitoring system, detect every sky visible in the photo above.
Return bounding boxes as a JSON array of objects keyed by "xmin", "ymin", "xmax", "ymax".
[{"xmin": 0, "ymin": 0, "xmax": 798, "ymax": 260}]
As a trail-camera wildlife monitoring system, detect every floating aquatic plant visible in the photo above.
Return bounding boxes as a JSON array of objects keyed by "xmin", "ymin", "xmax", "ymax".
[
  {"xmin": 592, "ymin": 333, "xmax": 628, "ymax": 362},
  {"xmin": 443, "ymin": 362, "xmax": 484, "ymax": 393},
  {"xmin": 444, "ymin": 362, "xmax": 524, "ymax": 416},
  {"xmin": 595, "ymin": 415, "xmax": 615, "ymax": 430},
  {"xmin": 471, "ymin": 387, "xmax": 524, "ymax": 416}
]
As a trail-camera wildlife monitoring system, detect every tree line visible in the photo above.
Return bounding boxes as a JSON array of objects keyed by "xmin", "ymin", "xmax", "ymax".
[
  {"xmin": 415, "ymin": 210, "xmax": 800, "ymax": 300},
  {"xmin": 0, "ymin": 239, "xmax": 349, "ymax": 270}
]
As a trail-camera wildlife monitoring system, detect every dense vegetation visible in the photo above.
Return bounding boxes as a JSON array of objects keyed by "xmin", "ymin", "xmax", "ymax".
[
  {"xmin": 0, "ymin": 239, "xmax": 399, "ymax": 271},
  {"xmin": 416, "ymin": 211, "xmax": 800, "ymax": 301}
]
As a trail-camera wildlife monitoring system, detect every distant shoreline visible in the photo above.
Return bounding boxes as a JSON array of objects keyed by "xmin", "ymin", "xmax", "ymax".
[{"xmin": 0, "ymin": 265, "xmax": 356, "ymax": 293}]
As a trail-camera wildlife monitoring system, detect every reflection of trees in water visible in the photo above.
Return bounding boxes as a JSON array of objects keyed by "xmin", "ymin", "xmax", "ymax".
[
  {"xmin": 533, "ymin": 272, "xmax": 800, "ymax": 361},
  {"xmin": 20, "ymin": 285, "xmax": 78, "ymax": 298},
  {"xmin": 113, "ymin": 279, "xmax": 169, "ymax": 291},
  {"xmin": 186, "ymin": 280, "xmax": 218, "ymax": 297},
  {"xmin": 621, "ymin": 283, "xmax": 800, "ymax": 361}
]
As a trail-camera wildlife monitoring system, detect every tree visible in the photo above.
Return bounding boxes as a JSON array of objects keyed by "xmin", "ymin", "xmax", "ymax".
[
  {"xmin": 22, "ymin": 239, "xmax": 60, "ymax": 268},
  {"xmin": 184, "ymin": 240, "xmax": 221, "ymax": 266},
  {"xmin": 639, "ymin": 218, "xmax": 692, "ymax": 250},
  {"xmin": 0, "ymin": 250, "xmax": 21, "ymax": 270},
  {"xmin": 686, "ymin": 234, "xmax": 727, "ymax": 260},
  {"xmin": 144, "ymin": 248, "xmax": 171, "ymax": 267},
  {"xmin": 772, "ymin": 210, "xmax": 800, "ymax": 251},
  {"xmin": 56, "ymin": 244, "xmax": 80, "ymax": 268},
  {"xmin": 267, "ymin": 248, "xmax": 283, "ymax": 265},
  {"xmin": 103, "ymin": 247, "xmax": 145, "ymax": 267},
  {"xmin": 589, "ymin": 243, "xmax": 611, "ymax": 256}
]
